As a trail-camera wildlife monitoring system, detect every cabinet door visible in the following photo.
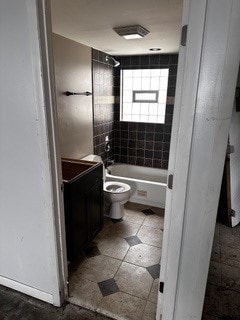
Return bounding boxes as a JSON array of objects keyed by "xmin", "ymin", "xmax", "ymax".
[
  {"xmin": 87, "ymin": 181, "xmax": 103, "ymax": 239},
  {"xmin": 70, "ymin": 190, "xmax": 88, "ymax": 260}
]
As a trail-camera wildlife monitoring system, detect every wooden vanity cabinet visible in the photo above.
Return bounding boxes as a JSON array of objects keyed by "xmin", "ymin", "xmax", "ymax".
[{"xmin": 62, "ymin": 159, "xmax": 103, "ymax": 261}]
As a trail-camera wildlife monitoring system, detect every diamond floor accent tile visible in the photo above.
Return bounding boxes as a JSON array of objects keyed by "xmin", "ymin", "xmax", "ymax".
[
  {"xmin": 85, "ymin": 245, "xmax": 101, "ymax": 258},
  {"xmin": 125, "ymin": 235, "xmax": 142, "ymax": 247},
  {"xmin": 98, "ymin": 278, "xmax": 120, "ymax": 297},
  {"xmin": 142, "ymin": 209, "xmax": 155, "ymax": 216},
  {"xmin": 146, "ymin": 264, "xmax": 160, "ymax": 279}
]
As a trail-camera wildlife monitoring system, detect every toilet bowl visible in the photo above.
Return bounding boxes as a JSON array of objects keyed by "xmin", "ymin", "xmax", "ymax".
[
  {"xmin": 104, "ymin": 181, "xmax": 131, "ymax": 219},
  {"xmin": 81, "ymin": 155, "xmax": 131, "ymax": 219}
]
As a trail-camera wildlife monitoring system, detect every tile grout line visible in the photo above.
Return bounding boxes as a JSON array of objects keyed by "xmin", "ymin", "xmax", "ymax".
[
  {"xmin": 146, "ymin": 278, "xmax": 156, "ymax": 302},
  {"xmin": 119, "ymin": 204, "xmax": 151, "ymax": 319},
  {"xmin": 112, "ymin": 212, "xmax": 144, "ymax": 279},
  {"xmin": 140, "ymin": 299, "xmax": 149, "ymax": 320}
]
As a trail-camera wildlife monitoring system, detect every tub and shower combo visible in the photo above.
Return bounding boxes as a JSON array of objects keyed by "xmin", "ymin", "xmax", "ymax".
[
  {"xmin": 106, "ymin": 163, "xmax": 167, "ymax": 208},
  {"xmin": 82, "ymin": 154, "xmax": 167, "ymax": 210}
]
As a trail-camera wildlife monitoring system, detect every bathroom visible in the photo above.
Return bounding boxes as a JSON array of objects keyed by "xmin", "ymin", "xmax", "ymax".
[{"xmin": 51, "ymin": 1, "xmax": 181, "ymax": 319}]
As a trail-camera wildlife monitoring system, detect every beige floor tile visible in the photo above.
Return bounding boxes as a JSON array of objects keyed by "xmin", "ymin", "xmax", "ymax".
[
  {"xmin": 105, "ymin": 220, "xmax": 141, "ymax": 238},
  {"xmin": 221, "ymin": 245, "xmax": 240, "ymax": 268},
  {"xmin": 124, "ymin": 243, "xmax": 161, "ymax": 267},
  {"xmin": 114, "ymin": 262, "xmax": 153, "ymax": 299},
  {"xmin": 123, "ymin": 209, "xmax": 146, "ymax": 225},
  {"xmin": 208, "ymin": 261, "xmax": 222, "ymax": 286},
  {"xmin": 143, "ymin": 214, "xmax": 164, "ymax": 229},
  {"xmin": 142, "ymin": 301, "xmax": 157, "ymax": 320},
  {"xmin": 137, "ymin": 225, "xmax": 163, "ymax": 248},
  {"xmin": 97, "ymin": 291, "xmax": 146, "ymax": 320},
  {"xmin": 68, "ymin": 276, "xmax": 103, "ymax": 311},
  {"xmin": 78, "ymin": 255, "xmax": 121, "ymax": 283},
  {"xmin": 96, "ymin": 234, "xmax": 130, "ymax": 260},
  {"xmin": 221, "ymin": 264, "xmax": 240, "ymax": 292},
  {"xmin": 148, "ymin": 279, "xmax": 159, "ymax": 303}
]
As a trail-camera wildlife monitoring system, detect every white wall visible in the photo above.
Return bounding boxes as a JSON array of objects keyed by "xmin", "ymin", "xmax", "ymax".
[
  {"xmin": 52, "ymin": 33, "xmax": 93, "ymax": 159},
  {"xmin": 0, "ymin": 0, "xmax": 61, "ymax": 305}
]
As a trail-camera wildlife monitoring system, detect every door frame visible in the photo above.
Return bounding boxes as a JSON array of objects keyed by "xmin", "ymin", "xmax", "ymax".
[
  {"xmin": 158, "ymin": 0, "xmax": 240, "ymax": 319},
  {"xmin": 37, "ymin": 0, "xmax": 69, "ymax": 304},
  {"xmin": 157, "ymin": 0, "xmax": 209, "ymax": 317},
  {"xmin": 38, "ymin": 0, "xmax": 240, "ymax": 317}
]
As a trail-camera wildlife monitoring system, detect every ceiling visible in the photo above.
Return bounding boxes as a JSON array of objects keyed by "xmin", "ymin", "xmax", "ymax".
[{"xmin": 51, "ymin": 0, "xmax": 183, "ymax": 56}]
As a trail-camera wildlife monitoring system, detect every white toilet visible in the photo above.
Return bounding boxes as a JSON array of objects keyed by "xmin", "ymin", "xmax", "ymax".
[{"xmin": 81, "ymin": 155, "xmax": 131, "ymax": 219}]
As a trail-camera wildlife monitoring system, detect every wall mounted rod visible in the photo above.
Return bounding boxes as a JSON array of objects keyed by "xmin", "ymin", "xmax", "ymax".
[{"xmin": 65, "ymin": 91, "xmax": 92, "ymax": 96}]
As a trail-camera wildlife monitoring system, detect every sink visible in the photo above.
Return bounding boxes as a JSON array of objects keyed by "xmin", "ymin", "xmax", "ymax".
[{"xmin": 62, "ymin": 158, "xmax": 97, "ymax": 182}]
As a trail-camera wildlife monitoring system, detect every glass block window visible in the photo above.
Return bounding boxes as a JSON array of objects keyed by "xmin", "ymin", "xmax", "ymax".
[{"xmin": 120, "ymin": 68, "xmax": 169, "ymax": 123}]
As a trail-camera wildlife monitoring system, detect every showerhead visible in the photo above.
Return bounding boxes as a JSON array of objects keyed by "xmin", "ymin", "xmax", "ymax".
[{"xmin": 105, "ymin": 55, "xmax": 120, "ymax": 67}]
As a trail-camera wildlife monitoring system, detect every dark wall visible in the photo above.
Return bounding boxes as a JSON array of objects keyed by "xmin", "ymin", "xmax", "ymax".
[
  {"xmin": 92, "ymin": 51, "xmax": 178, "ymax": 169},
  {"xmin": 92, "ymin": 49, "xmax": 116, "ymax": 163},
  {"xmin": 113, "ymin": 54, "xmax": 178, "ymax": 169}
]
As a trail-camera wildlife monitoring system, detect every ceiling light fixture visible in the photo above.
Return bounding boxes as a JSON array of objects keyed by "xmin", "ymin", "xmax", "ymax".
[
  {"xmin": 113, "ymin": 25, "xmax": 150, "ymax": 40},
  {"xmin": 149, "ymin": 48, "xmax": 161, "ymax": 51}
]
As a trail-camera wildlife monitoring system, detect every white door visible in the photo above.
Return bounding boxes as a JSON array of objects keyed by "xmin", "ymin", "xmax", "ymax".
[
  {"xmin": 157, "ymin": 0, "xmax": 240, "ymax": 319},
  {"xmin": 229, "ymin": 71, "xmax": 240, "ymax": 227}
]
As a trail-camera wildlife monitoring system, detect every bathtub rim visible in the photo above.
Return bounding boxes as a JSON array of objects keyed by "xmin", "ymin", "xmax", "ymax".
[
  {"xmin": 106, "ymin": 171, "xmax": 167, "ymax": 187},
  {"xmin": 106, "ymin": 163, "xmax": 168, "ymax": 186}
]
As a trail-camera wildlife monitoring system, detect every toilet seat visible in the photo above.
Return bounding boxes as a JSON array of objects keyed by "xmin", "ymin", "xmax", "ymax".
[{"xmin": 104, "ymin": 181, "xmax": 131, "ymax": 194}]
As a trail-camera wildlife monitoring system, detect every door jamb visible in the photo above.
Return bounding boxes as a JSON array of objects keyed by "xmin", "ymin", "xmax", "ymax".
[
  {"xmin": 157, "ymin": 0, "xmax": 208, "ymax": 317},
  {"xmin": 37, "ymin": 0, "xmax": 68, "ymax": 305},
  {"xmin": 158, "ymin": 0, "xmax": 240, "ymax": 319}
]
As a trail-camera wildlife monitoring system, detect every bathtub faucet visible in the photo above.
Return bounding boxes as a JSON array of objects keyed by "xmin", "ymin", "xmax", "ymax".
[{"xmin": 106, "ymin": 159, "xmax": 114, "ymax": 167}]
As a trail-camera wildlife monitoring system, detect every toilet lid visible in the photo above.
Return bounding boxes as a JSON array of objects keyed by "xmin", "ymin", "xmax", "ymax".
[{"xmin": 104, "ymin": 181, "xmax": 131, "ymax": 193}]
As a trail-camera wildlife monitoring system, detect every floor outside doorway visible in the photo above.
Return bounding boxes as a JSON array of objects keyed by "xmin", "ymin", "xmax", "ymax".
[
  {"xmin": 202, "ymin": 222, "xmax": 240, "ymax": 319},
  {"xmin": 68, "ymin": 202, "xmax": 164, "ymax": 320},
  {"xmin": 0, "ymin": 285, "xmax": 110, "ymax": 320}
]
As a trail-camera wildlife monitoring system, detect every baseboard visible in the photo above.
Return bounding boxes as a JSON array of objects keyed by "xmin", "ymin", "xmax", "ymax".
[{"xmin": 0, "ymin": 275, "xmax": 53, "ymax": 304}]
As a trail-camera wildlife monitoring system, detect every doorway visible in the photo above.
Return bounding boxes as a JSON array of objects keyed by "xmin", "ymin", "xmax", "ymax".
[
  {"xmin": 39, "ymin": 0, "xmax": 240, "ymax": 319},
  {"xmin": 50, "ymin": 1, "xmax": 182, "ymax": 319}
]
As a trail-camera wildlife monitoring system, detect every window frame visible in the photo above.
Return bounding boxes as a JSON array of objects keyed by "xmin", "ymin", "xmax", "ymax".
[
  {"xmin": 132, "ymin": 90, "xmax": 159, "ymax": 103},
  {"xmin": 120, "ymin": 67, "xmax": 169, "ymax": 124}
]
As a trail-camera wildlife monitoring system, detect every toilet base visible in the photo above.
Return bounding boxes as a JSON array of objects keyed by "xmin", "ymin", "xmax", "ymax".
[{"xmin": 106, "ymin": 202, "xmax": 125, "ymax": 219}]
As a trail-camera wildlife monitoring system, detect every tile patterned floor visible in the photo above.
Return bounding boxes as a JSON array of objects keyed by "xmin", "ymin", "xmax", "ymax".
[
  {"xmin": 202, "ymin": 222, "xmax": 240, "ymax": 319},
  {"xmin": 68, "ymin": 202, "xmax": 164, "ymax": 320}
]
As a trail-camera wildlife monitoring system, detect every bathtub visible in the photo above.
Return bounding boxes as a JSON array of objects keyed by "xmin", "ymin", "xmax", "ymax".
[{"xmin": 106, "ymin": 163, "xmax": 167, "ymax": 208}]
